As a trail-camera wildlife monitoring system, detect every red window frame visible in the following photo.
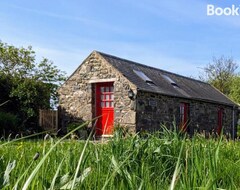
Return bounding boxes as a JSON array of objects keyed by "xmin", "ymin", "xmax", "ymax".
[
  {"xmin": 95, "ymin": 82, "xmax": 114, "ymax": 136},
  {"xmin": 97, "ymin": 85, "xmax": 114, "ymax": 108},
  {"xmin": 179, "ymin": 103, "xmax": 189, "ymax": 132}
]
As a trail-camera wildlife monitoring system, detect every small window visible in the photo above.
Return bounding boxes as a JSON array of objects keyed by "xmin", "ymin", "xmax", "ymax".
[
  {"xmin": 133, "ymin": 70, "xmax": 153, "ymax": 83},
  {"xmin": 162, "ymin": 74, "xmax": 178, "ymax": 87},
  {"xmin": 97, "ymin": 83, "xmax": 114, "ymax": 108}
]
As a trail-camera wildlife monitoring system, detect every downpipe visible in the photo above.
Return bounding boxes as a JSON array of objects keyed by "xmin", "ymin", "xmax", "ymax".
[{"xmin": 232, "ymin": 106, "xmax": 236, "ymax": 139}]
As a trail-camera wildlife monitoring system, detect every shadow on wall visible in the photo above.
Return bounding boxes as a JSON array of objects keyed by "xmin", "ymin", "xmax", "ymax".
[{"xmin": 57, "ymin": 106, "xmax": 93, "ymax": 139}]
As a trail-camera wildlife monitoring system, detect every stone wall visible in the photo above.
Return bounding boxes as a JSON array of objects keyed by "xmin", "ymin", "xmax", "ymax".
[
  {"xmin": 136, "ymin": 91, "xmax": 237, "ymax": 137},
  {"xmin": 58, "ymin": 52, "xmax": 137, "ymax": 133},
  {"xmin": 58, "ymin": 51, "xmax": 238, "ymax": 137}
]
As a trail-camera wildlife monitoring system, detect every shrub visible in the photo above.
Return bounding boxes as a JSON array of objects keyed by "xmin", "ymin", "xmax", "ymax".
[
  {"xmin": 67, "ymin": 122, "xmax": 88, "ymax": 139},
  {"xmin": 0, "ymin": 111, "xmax": 19, "ymax": 136}
]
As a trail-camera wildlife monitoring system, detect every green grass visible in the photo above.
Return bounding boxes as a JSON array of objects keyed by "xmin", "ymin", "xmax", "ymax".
[{"xmin": 1, "ymin": 128, "xmax": 240, "ymax": 189}]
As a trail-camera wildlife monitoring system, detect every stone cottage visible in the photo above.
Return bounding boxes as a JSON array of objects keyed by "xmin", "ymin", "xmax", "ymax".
[{"xmin": 58, "ymin": 51, "xmax": 239, "ymax": 138}]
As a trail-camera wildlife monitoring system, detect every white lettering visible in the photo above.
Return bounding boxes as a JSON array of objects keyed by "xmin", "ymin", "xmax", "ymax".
[
  {"xmin": 224, "ymin": 7, "xmax": 232, "ymax": 16},
  {"xmin": 231, "ymin": 5, "xmax": 239, "ymax": 16},
  {"xmin": 215, "ymin": 7, "xmax": 223, "ymax": 16},
  {"xmin": 207, "ymin": 4, "xmax": 240, "ymax": 16},
  {"xmin": 207, "ymin": 4, "xmax": 215, "ymax": 16}
]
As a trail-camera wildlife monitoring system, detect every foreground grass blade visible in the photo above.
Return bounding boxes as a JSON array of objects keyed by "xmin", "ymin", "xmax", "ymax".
[
  {"xmin": 0, "ymin": 130, "xmax": 54, "ymax": 147},
  {"xmin": 3, "ymin": 160, "xmax": 16, "ymax": 187},
  {"xmin": 1, "ymin": 123, "xmax": 240, "ymax": 189},
  {"xmin": 0, "ymin": 100, "xmax": 10, "ymax": 107},
  {"xmin": 22, "ymin": 122, "xmax": 89, "ymax": 190},
  {"xmin": 102, "ymin": 152, "xmax": 134, "ymax": 190},
  {"xmin": 49, "ymin": 158, "xmax": 64, "ymax": 190},
  {"xmin": 70, "ymin": 129, "xmax": 93, "ymax": 190},
  {"xmin": 13, "ymin": 161, "xmax": 34, "ymax": 190},
  {"xmin": 60, "ymin": 167, "xmax": 91, "ymax": 189},
  {"xmin": 169, "ymin": 140, "xmax": 184, "ymax": 190}
]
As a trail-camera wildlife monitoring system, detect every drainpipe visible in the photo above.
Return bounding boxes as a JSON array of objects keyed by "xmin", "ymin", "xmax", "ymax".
[{"xmin": 232, "ymin": 106, "xmax": 235, "ymax": 139}]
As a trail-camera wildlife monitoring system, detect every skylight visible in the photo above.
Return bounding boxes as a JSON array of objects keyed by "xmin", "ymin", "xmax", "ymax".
[
  {"xmin": 161, "ymin": 74, "xmax": 178, "ymax": 86},
  {"xmin": 133, "ymin": 70, "xmax": 153, "ymax": 83}
]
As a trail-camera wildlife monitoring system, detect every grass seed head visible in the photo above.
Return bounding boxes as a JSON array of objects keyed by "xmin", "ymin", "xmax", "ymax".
[
  {"xmin": 44, "ymin": 134, "xmax": 50, "ymax": 141},
  {"xmin": 33, "ymin": 152, "xmax": 40, "ymax": 161}
]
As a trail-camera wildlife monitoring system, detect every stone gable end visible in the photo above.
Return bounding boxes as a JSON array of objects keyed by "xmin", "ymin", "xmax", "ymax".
[{"xmin": 58, "ymin": 51, "xmax": 137, "ymax": 132}]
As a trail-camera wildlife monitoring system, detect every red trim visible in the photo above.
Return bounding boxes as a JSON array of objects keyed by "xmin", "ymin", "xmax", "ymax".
[
  {"xmin": 180, "ymin": 103, "xmax": 189, "ymax": 132},
  {"xmin": 95, "ymin": 82, "xmax": 114, "ymax": 136}
]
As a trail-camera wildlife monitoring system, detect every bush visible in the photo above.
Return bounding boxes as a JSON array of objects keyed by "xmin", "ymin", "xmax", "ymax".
[
  {"xmin": 67, "ymin": 122, "xmax": 88, "ymax": 139},
  {"xmin": 0, "ymin": 111, "xmax": 19, "ymax": 136}
]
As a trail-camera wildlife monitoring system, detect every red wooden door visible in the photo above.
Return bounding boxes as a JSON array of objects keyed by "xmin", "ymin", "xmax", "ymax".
[{"xmin": 95, "ymin": 82, "xmax": 114, "ymax": 136}]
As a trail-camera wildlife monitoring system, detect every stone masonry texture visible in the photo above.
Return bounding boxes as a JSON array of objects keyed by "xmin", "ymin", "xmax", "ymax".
[
  {"xmin": 136, "ymin": 91, "xmax": 237, "ymax": 137},
  {"xmin": 58, "ymin": 51, "xmax": 238, "ymax": 138},
  {"xmin": 58, "ymin": 52, "xmax": 137, "ymax": 133}
]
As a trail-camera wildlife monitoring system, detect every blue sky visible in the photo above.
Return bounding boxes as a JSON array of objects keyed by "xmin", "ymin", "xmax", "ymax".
[{"xmin": 1, "ymin": 0, "xmax": 240, "ymax": 78}]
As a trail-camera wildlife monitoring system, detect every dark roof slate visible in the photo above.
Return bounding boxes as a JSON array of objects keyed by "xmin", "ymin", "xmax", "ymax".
[{"xmin": 98, "ymin": 51, "xmax": 237, "ymax": 106}]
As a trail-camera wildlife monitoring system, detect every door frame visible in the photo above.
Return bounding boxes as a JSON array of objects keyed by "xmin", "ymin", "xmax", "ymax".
[
  {"xmin": 179, "ymin": 102, "xmax": 189, "ymax": 132},
  {"xmin": 217, "ymin": 108, "xmax": 224, "ymax": 135},
  {"xmin": 94, "ymin": 81, "xmax": 114, "ymax": 136}
]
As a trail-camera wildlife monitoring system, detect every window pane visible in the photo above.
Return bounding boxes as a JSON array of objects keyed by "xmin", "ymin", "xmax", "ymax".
[
  {"xmin": 110, "ymin": 102, "xmax": 114, "ymax": 107},
  {"xmin": 101, "ymin": 102, "xmax": 105, "ymax": 108},
  {"xmin": 101, "ymin": 95, "xmax": 104, "ymax": 100},
  {"xmin": 106, "ymin": 95, "xmax": 109, "ymax": 100},
  {"xmin": 106, "ymin": 102, "xmax": 109, "ymax": 107},
  {"xmin": 110, "ymin": 94, "xmax": 114, "ymax": 100},
  {"xmin": 180, "ymin": 104, "xmax": 184, "ymax": 114},
  {"xmin": 133, "ymin": 70, "xmax": 153, "ymax": 82},
  {"xmin": 105, "ymin": 87, "xmax": 109, "ymax": 92},
  {"xmin": 110, "ymin": 86, "xmax": 114, "ymax": 92},
  {"xmin": 101, "ymin": 87, "xmax": 104, "ymax": 92}
]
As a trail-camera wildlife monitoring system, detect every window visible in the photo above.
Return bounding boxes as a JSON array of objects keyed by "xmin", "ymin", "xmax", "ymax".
[
  {"xmin": 133, "ymin": 70, "xmax": 153, "ymax": 83},
  {"xmin": 179, "ymin": 103, "xmax": 189, "ymax": 132},
  {"xmin": 161, "ymin": 74, "xmax": 179, "ymax": 87},
  {"xmin": 217, "ymin": 108, "xmax": 223, "ymax": 135},
  {"xmin": 100, "ymin": 85, "xmax": 114, "ymax": 108}
]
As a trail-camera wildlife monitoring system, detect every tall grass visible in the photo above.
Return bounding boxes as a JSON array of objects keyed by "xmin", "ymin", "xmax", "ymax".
[{"xmin": 1, "ymin": 126, "xmax": 240, "ymax": 189}]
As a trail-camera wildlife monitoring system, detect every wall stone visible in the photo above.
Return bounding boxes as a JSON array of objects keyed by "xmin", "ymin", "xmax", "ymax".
[
  {"xmin": 136, "ymin": 91, "xmax": 237, "ymax": 137},
  {"xmin": 58, "ymin": 52, "xmax": 137, "ymax": 133},
  {"xmin": 58, "ymin": 51, "xmax": 238, "ymax": 138}
]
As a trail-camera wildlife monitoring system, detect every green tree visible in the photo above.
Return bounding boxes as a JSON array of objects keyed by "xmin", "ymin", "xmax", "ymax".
[
  {"xmin": 229, "ymin": 75, "xmax": 240, "ymax": 104},
  {"xmin": 200, "ymin": 56, "xmax": 238, "ymax": 95},
  {"xmin": 0, "ymin": 41, "xmax": 66, "ymax": 128}
]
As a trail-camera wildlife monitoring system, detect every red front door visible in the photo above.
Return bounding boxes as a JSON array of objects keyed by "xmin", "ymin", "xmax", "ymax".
[{"xmin": 95, "ymin": 82, "xmax": 114, "ymax": 136}]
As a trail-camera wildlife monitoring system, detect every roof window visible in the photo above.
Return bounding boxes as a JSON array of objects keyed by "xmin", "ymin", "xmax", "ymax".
[
  {"xmin": 133, "ymin": 70, "xmax": 154, "ymax": 84},
  {"xmin": 162, "ymin": 74, "xmax": 178, "ymax": 87}
]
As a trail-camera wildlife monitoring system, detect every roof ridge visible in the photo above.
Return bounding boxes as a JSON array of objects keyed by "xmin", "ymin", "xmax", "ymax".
[{"xmin": 96, "ymin": 51, "xmax": 208, "ymax": 85}]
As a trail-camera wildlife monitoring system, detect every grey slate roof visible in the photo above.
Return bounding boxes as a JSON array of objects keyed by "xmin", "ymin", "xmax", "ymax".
[{"xmin": 98, "ymin": 51, "xmax": 237, "ymax": 106}]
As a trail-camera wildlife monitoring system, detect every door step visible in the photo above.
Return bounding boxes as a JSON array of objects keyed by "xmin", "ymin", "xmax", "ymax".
[{"xmin": 94, "ymin": 135, "xmax": 113, "ymax": 142}]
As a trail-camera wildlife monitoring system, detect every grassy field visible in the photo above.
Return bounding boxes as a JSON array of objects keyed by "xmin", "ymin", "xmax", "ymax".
[{"xmin": 1, "ymin": 127, "xmax": 240, "ymax": 190}]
